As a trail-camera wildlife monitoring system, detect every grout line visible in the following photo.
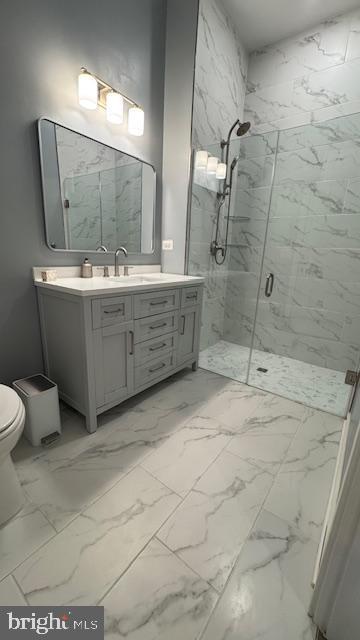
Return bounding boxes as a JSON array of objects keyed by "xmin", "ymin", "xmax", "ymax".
[
  {"xmin": 96, "ymin": 535, "xmax": 156, "ymax": 606},
  {"xmin": 96, "ymin": 470, "xmax": 194, "ymax": 607},
  {"xmin": 154, "ymin": 536, "xmax": 220, "ymax": 595},
  {"xmin": 138, "ymin": 464, "xmax": 184, "ymax": 499},
  {"xmin": 11, "ymin": 573, "xmax": 30, "ymax": 605},
  {"xmin": 21, "ymin": 490, "xmax": 59, "ymax": 535}
]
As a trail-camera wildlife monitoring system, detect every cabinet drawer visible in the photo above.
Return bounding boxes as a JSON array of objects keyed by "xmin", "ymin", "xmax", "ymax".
[
  {"xmin": 134, "ymin": 311, "xmax": 178, "ymax": 343},
  {"xmin": 181, "ymin": 286, "xmax": 202, "ymax": 308},
  {"xmin": 134, "ymin": 289, "xmax": 179, "ymax": 319},
  {"xmin": 135, "ymin": 352, "xmax": 176, "ymax": 389},
  {"xmin": 92, "ymin": 296, "xmax": 132, "ymax": 329},
  {"xmin": 134, "ymin": 332, "xmax": 178, "ymax": 366}
]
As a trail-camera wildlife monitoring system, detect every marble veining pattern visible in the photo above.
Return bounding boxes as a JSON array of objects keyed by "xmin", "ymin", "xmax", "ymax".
[
  {"xmin": 199, "ymin": 340, "xmax": 351, "ymax": 416},
  {"xmin": 1, "ymin": 368, "xmax": 342, "ymax": 640},
  {"xmin": 188, "ymin": 0, "xmax": 248, "ymax": 351},
  {"xmin": 200, "ymin": 509, "xmax": 318, "ymax": 640},
  {"xmin": 101, "ymin": 538, "xmax": 218, "ymax": 640},
  {"xmin": 245, "ymin": 9, "xmax": 360, "ymax": 130},
  {"xmin": 222, "ymin": 116, "xmax": 360, "ymax": 377}
]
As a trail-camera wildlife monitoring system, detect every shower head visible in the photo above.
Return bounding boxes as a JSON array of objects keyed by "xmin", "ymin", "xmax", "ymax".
[
  {"xmin": 236, "ymin": 121, "xmax": 251, "ymax": 137},
  {"xmin": 221, "ymin": 119, "xmax": 251, "ymax": 150}
]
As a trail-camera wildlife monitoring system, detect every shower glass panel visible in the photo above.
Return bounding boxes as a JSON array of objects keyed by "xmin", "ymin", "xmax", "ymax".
[
  {"xmin": 248, "ymin": 112, "xmax": 360, "ymax": 416},
  {"xmin": 188, "ymin": 132, "xmax": 279, "ymax": 383}
]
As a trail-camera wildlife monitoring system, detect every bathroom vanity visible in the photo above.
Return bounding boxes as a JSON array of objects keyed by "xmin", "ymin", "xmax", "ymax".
[{"xmin": 34, "ymin": 273, "xmax": 204, "ymax": 433}]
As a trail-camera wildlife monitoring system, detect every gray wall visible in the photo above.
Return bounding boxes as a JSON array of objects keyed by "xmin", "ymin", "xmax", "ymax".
[
  {"xmin": 161, "ymin": 0, "xmax": 199, "ymax": 274},
  {"xmin": 0, "ymin": 0, "xmax": 166, "ymax": 384}
]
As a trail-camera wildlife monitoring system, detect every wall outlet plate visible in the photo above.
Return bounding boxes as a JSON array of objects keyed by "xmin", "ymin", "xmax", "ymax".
[{"xmin": 162, "ymin": 239, "xmax": 174, "ymax": 250}]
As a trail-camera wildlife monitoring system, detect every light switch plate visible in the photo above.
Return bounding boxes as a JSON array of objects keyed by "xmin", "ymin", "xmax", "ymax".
[{"xmin": 162, "ymin": 239, "xmax": 174, "ymax": 250}]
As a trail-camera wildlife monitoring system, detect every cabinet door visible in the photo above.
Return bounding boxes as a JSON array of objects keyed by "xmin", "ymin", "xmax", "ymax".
[
  {"xmin": 93, "ymin": 320, "xmax": 134, "ymax": 407},
  {"xmin": 178, "ymin": 306, "xmax": 200, "ymax": 365}
]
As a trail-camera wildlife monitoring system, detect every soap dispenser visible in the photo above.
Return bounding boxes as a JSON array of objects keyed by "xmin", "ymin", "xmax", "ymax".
[{"xmin": 81, "ymin": 257, "xmax": 93, "ymax": 278}]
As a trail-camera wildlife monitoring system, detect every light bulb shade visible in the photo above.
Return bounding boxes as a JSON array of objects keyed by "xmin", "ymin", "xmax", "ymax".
[
  {"xmin": 195, "ymin": 150, "xmax": 208, "ymax": 169},
  {"xmin": 106, "ymin": 92, "xmax": 124, "ymax": 124},
  {"xmin": 207, "ymin": 156, "xmax": 219, "ymax": 175},
  {"xmin": 78, "ymin": 71, "xmax": 98, "ymax": 110},
  {"xmin": 128, "ymin": 107, "xmax": 144, "ymax": 136},
  {"xmin": 216, "ymin": 162, "xmax": 227, "ymax": 180}
]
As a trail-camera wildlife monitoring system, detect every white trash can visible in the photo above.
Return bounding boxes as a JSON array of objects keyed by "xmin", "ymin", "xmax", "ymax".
[{"xmin": 13, "ymin": 374, "xmax": 61, "ymax": 446}]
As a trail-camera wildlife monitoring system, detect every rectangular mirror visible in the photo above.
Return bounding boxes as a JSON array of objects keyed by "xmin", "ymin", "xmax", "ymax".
[{"xmin": 38, "ymin": 118, "xmax": 156, "ymax": 253}]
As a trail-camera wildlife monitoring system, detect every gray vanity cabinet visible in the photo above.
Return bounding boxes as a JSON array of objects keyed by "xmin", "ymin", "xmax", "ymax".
[
  {"xmin": 178, "ymin": 306, "xmax": 201, "ymax": 365},
  {"xmin": 93, "ymin": 321, "xmax": 134, "ymax": 407},
  {"xmin": 37, "ymin": 283, "xmax": 203, "ymax": 434}
]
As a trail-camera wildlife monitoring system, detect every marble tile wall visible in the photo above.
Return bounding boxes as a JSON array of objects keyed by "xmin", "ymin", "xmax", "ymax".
[
  {"xmin": 221, "ymin": 12, "xmax": 360, "ymax": 373},
  {"xmin": 226, "ymin": 114, "xmax": 360, "ymax": 372},
  {"xmin": 190, "ymin": 6, "xmax": 360, "ymax": 374},
  {"xmin": 188, "ymin": 0, "xmax": 248, "ymax": 350},
  {"xmin": 244, "ymin": 9, "xmax": 360, "ymax": 132}
]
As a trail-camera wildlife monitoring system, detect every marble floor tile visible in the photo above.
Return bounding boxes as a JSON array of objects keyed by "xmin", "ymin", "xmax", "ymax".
[
  {"xmin": 18, "ymin": 407, "xmax": 185, "ymax": 533},
  {"xmin": 226, "ymin": 432, "xmax": 293, "ymax": 475},
  {"xmin": 14, "ymin": 467, "xmax": 180, "ymax": 606},
  {"xmin": 0, "ymin": 503, "xmax": 55, "ymax": 581},
  {"xmin": 298, "ymin": 407, "xmax": 343, "ymax": 442},
  {"xmin": 264, "ymin": 411, "xmax": 342, "ymax": 541},
  {"xmin": 191, "ymin": 381, "xmax": 269, "ymax": 432},
  {"xmin": 101, "ymin": 538, "xmax": 217, "ymax": 640},
  {"xmin": 0, "ymin": 576, "xmax": 27, "ymax": 605},
  {"xmin": 199, "ymin": 340, "xmax": 350, "ymax": 416},
  {"xmin": 141, "ymin": 422, "xmax": 233, "ymax": 497},
  {"xmin": 158, "ymin": 451, "xmax": 273, "ymax": 591},
  {"xmin": 200, "ymin": 509, "xmax": 317, "ymax": 640},
  {"xmin": 122, "ymin": 369, "xmax": 228, "ymax": 416},
  {"xmin": 238, "ymin": 393, "xmax": 307, "ymax": 436}
]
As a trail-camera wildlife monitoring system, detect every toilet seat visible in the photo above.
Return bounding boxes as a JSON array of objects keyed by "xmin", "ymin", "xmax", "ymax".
[{"xmin": 0, "ymin": 385, "xmax": 22, "ymax": 435}]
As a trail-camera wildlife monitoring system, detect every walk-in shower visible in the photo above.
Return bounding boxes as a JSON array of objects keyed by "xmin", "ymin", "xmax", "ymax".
[{"xmin": 187, "ymin": 111, "xmax": 360, "ymax": 417}]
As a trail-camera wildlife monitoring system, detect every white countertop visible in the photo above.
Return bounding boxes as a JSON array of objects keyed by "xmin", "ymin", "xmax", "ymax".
[{"xmin": 34, "ymin": 272, "xmax": 204, "ymax": 297}]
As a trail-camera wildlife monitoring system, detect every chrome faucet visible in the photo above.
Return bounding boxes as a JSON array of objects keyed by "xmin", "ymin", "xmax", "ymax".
[
  {"xmin": 114, "ymin": 246, "xmax": 128, "ymax": 276},
  {"xmin": 96, "ymin": 245, "xmax": 108, "ymax": 253}
]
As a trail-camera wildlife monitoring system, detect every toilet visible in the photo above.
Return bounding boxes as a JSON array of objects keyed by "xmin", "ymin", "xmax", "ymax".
[{"xmin": 0, "ymin": 385, "xmax": 25, "ymax": 526}]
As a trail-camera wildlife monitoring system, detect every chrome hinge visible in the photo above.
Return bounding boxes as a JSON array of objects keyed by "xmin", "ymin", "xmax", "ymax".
[
  {"xmin": 345, "ymin": 370, "xmax": 359, "ymax": 386},
  {"xmin": 63, "ymin": 198, "xmax": 70, "ymax": 209}
]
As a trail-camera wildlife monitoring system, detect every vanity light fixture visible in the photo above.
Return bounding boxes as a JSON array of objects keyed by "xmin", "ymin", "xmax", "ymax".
[
  {"xmin": 78, "ymin": 67, "xmax": 144, "ymax": 136},
  {"xmin": 106, "ymin": 91, "xmax": 124, "ymax": 124},
  {"xmin": 128, "ymin": 106, "xmax": 145, "ymax": 137},
  {"xmin": 216, "ymin": 162, "xmax": 227, "ymax": 180},
  {"xmin": 195, "ymin": 150, "xmax": 208, "ymax": 169},
  {"xmin": 78, "ymin": 70, "xmax": 98, "ymax": 110},
  {"xmin": 207, "ymin": 156, "xmax": 219, "ymax": 175}
]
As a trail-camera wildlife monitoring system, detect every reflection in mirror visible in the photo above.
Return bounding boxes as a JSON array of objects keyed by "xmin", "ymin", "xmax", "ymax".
[{"xmin": 38, "ymin": 119, "xmax": 156, "ymax": 253}]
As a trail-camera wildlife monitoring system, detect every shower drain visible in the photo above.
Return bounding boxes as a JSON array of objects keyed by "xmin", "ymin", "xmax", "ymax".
[{"xmin": 257, "ymin": 367, "xmax": 268, "ymax": 373}]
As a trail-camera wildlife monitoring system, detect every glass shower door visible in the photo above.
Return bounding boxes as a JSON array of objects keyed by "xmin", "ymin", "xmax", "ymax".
[
  {"xmin": 187, "ymin": 132, "xmax": 278, "ymax": 384},
  {"xmin": 247, "ymin": 113, "xmax": 360, "ymax": 417}
]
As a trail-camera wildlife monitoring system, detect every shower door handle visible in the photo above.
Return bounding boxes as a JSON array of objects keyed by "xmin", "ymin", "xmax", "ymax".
[{"xmin": 265, "ymin": 273, "xmax": 274, "ymax": 298}]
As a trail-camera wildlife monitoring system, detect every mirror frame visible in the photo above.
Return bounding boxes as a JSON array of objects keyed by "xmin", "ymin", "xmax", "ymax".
[{"xmin": 37, "ymin": 117, "xmax": 158, "ymax": 256}]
